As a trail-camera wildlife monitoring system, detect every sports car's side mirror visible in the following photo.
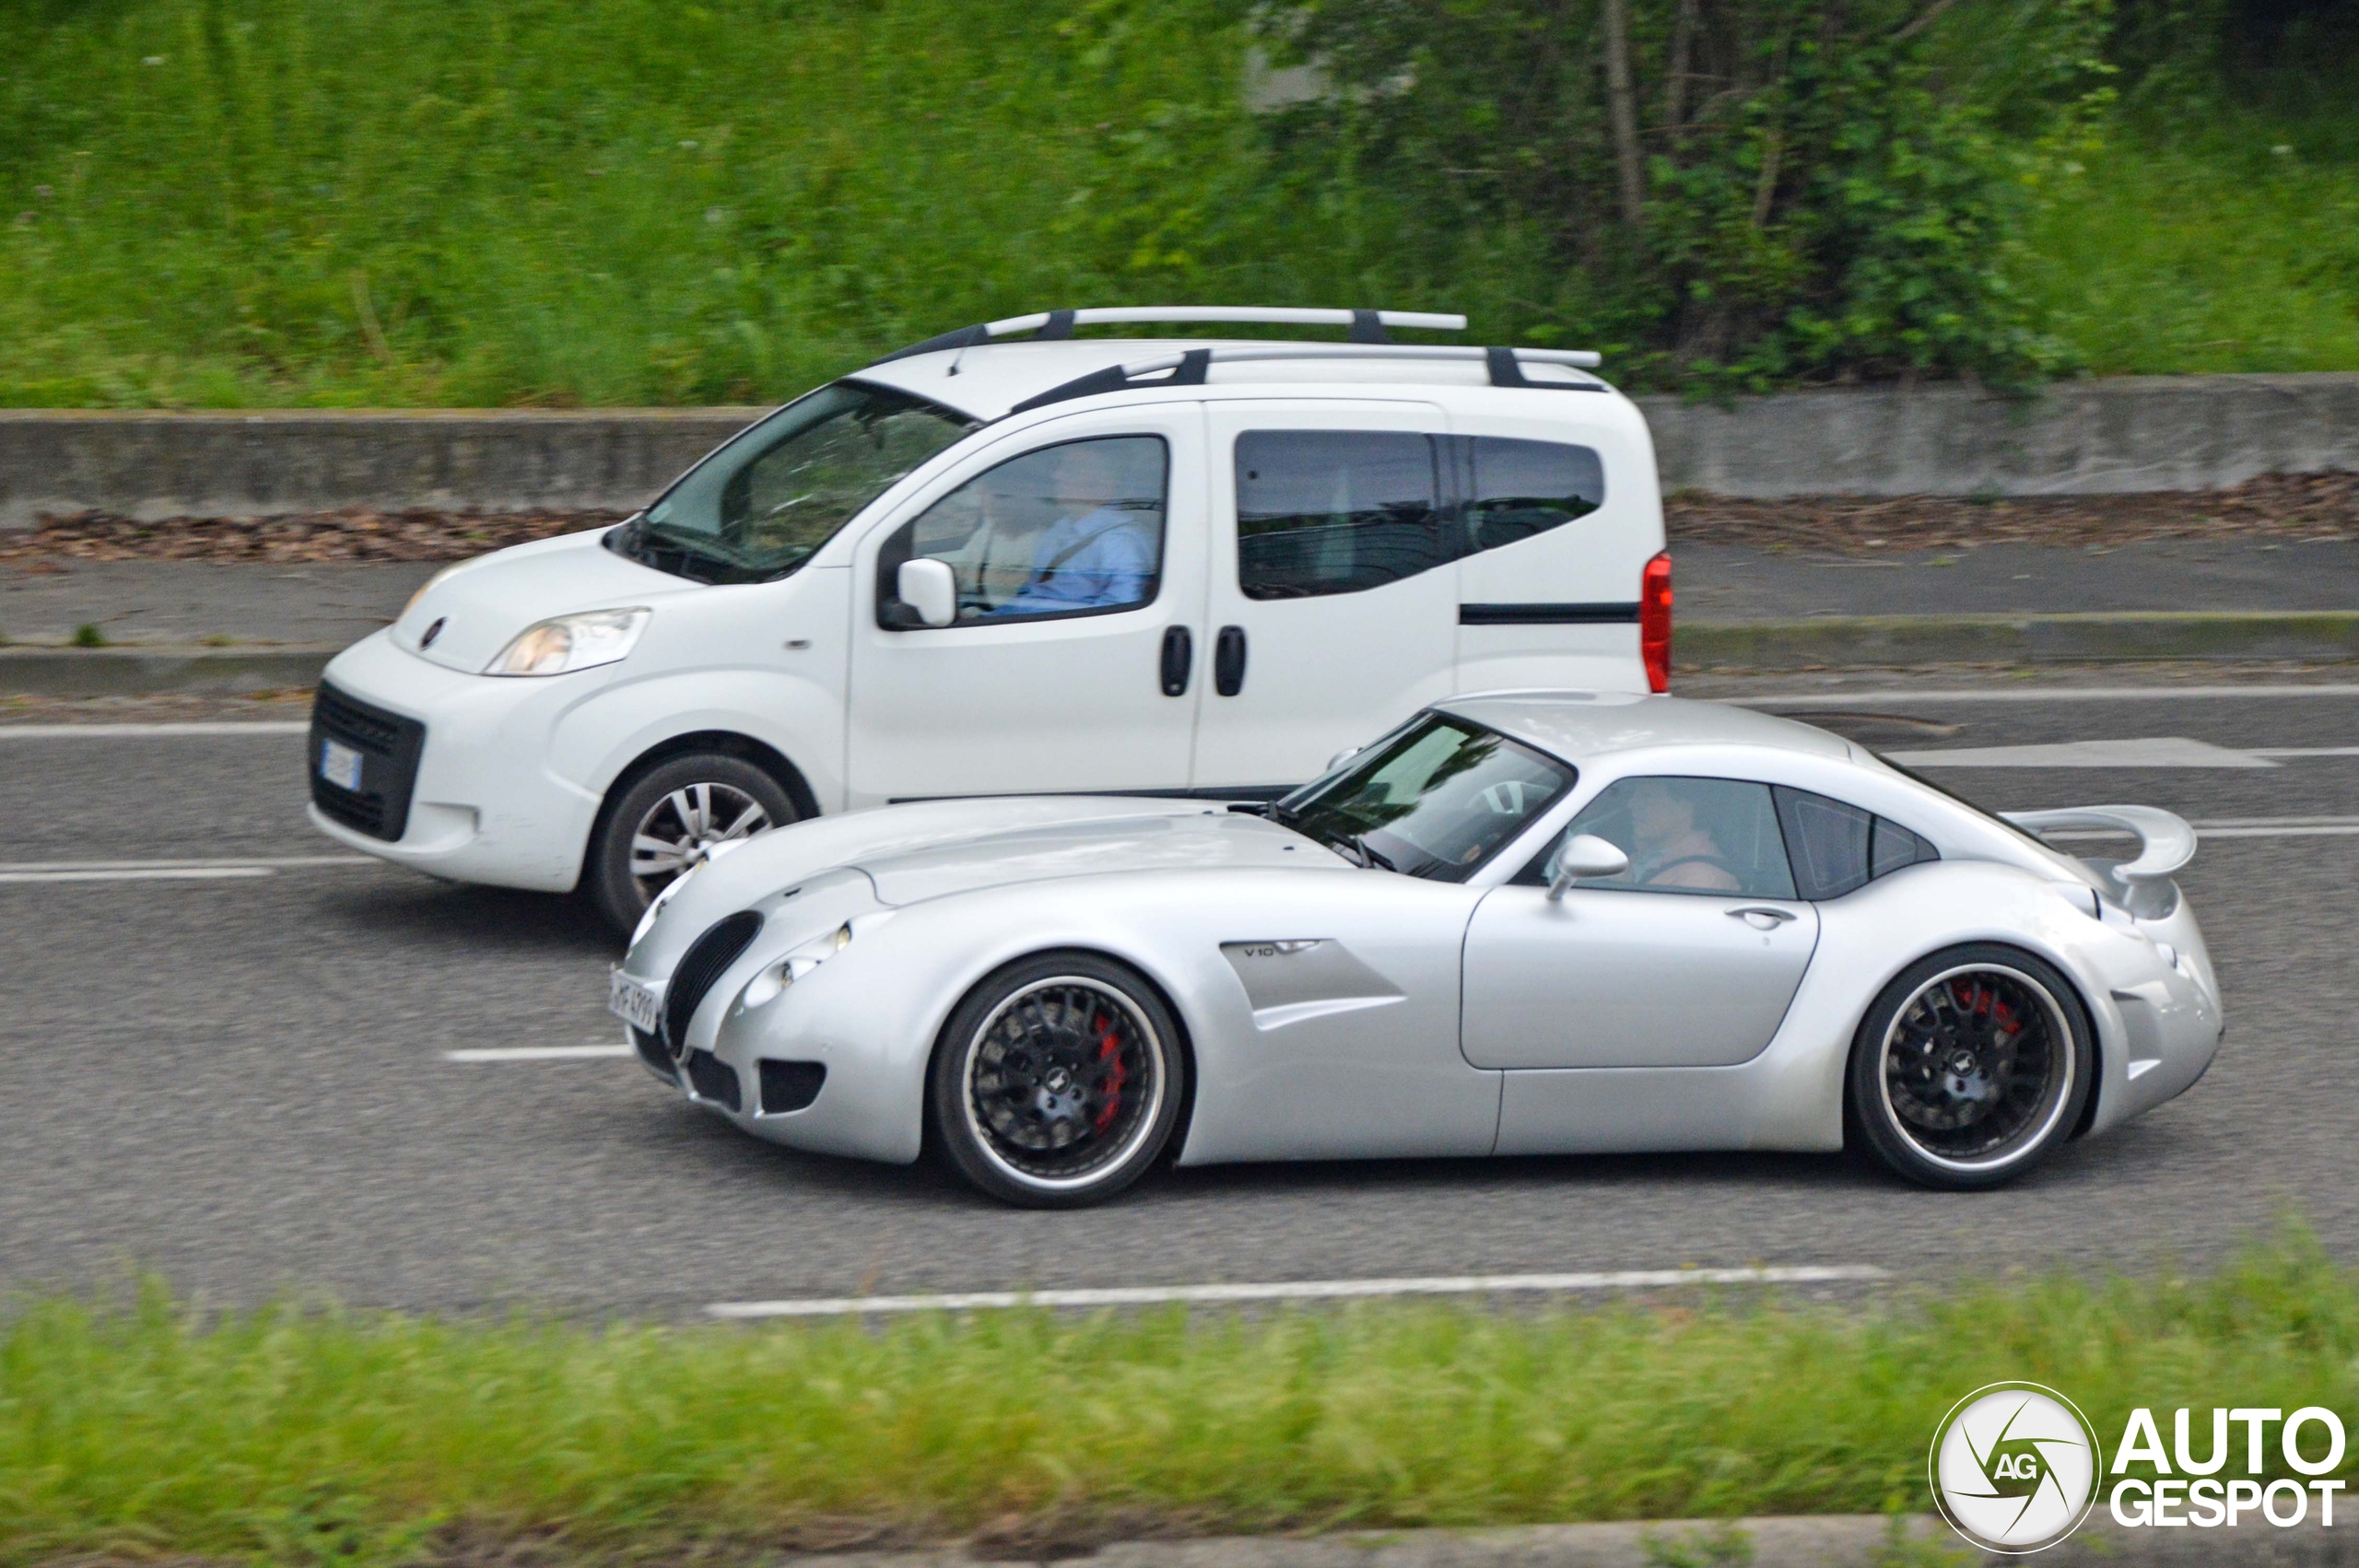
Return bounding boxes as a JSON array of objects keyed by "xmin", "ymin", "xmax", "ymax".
[
  {"xmin": 895, "ymin": 558, "xmax": 957, "ymax": 629},
  {"xmin": 1546, "ymin": 834, "xmax": 1630, "ymax": 901}
]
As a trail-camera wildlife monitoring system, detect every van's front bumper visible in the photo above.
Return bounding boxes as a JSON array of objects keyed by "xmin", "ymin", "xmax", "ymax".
[{"xmin": 307, "ymin": 630, "xmax": 606, "ymax": 893}]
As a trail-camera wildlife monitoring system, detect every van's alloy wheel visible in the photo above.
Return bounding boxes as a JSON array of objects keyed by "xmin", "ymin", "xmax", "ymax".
[
  {"xmin": 1848, "ymin": 943, "xmax": 2093, "ymax": 1190},
  {"xmin": 588, "ymin": 753, "xmax": 797, "ymax": 936},
  {"xmin": 931, "ymin": 952, "xmax": 1188, "ymax": 1209}
]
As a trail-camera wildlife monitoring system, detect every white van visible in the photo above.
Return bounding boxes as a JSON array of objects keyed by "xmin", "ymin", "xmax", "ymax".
[{"xmin": 308, "ymin": 307, "xmax": 1672, "ymax": 930}]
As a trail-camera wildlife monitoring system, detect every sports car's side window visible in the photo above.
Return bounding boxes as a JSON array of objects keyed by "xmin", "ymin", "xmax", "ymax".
[
  {"xmin": 1771, "ymin": 786, "xmax": 1939, "ymax": 900},
  {"xmin": 1518, "ymin": 777, "xmax": 1798, "ymax": 897},
  {"xmin": 875, "ymin": 436, "xmax": 1168, "ymax": 624}
]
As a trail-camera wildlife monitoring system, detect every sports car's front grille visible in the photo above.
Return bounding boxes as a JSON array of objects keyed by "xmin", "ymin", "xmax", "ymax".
[
  {"xmin": 684, "ymin": 1049, "xmax": 742, "ymax": 1110},
  {"xmin": 309, "ymin": 683, "xmax": 426, "ymax": 841},
  {"xmin": 663, "ymin": 910, "xmax": 764, "ymax": 1053},
  {"xmin": 758, "ymin": 1059, "xmax": 827, "ymax": 1115}
]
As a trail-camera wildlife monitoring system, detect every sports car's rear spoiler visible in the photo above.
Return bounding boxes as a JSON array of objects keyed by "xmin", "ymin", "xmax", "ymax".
[{"xmin": 2002, "ymin": 804, "xmax": 2195, "ymax": 915}]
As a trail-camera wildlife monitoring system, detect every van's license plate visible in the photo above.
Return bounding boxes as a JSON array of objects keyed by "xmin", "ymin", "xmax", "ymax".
[
  {"xmin": 319, "ymin": 738, "xmax": 365, "ymax": 792},
  {"xmin": 608, "ymin": 969, "xmax": 663, "ymax": 1034}
]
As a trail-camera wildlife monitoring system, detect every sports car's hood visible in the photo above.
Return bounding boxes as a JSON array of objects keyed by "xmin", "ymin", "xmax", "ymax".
[
  {"xmin": 854, "ymin": 808, "xmax": 1339, "ymax": 905},
  {"xmin": 387, "ymin": 527, "xmax": 695, "ymax": 673},
  {"xmin": 629, "ymin": 797, "xmax": 1348, "ymax": 978}
]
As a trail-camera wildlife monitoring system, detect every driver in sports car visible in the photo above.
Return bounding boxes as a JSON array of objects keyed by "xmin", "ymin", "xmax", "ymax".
[
  {"xmin": 1623, "ymin": 778, "xmax": 1742, "ymax": 892},
  {"xmin": 990, "ymin": 441, "xmax": 1157, "ymax": 615}
]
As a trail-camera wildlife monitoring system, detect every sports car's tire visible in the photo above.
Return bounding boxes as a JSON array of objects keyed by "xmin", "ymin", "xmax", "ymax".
[
  {"xmin": 930, "ymin": 952, "xmax": 1189, "ymax": 1209},
  {"xmin": 1848, "ymin": 944, "xmax": 2094, "ymax": 1190},
  {"xmin": 586, "ymin": 753, "xmax": 797, "ymax": 937}
]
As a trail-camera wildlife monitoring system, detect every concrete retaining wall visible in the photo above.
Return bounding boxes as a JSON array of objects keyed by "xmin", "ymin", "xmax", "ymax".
[
  {"xmin": 1641, "ymin": 372, "xmax": 2359, "ymax": 498},
  {"xmin": 5, "ymin": 373, "xmax": 2357, "ymax": 527},
  {"xmin": 0, "ymin": 407, "xmax": 767, "ymax": 529}
]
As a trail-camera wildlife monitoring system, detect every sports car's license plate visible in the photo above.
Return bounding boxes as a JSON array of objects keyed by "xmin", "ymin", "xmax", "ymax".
[
  {"xmin": 608, "ymin": 969, "xmax": 663, "ymax": 1034},
  {"xmin": 319, "ymin": 737, "xmax": 365, "ymax": 792}
]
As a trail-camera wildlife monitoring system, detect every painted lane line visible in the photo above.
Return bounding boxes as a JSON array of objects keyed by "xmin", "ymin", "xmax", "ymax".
[
  {"xmin": 0, "ymin": 855, "xmax": 373, "ymax": 873},
  {"xmin": 2196, "ymin": 825, "xmax": 2359, "ymax": 838},
  {"xmin": 0, "ymin": 866, "xmax": 273, "ymax": 883},
  {"xmin": 444, "ymin": 1044, "xmax": 638, "ymax": 1062},
  {"xmin": 2249, "ymin": 746, "xmax": 2359, "ymax": 758},
  {"xmin": 706, "ymin": 1265, "xmax": 1891, "ymax": 1319},
  {"xmin": 1886, "ymin": 737, "xmax": 2281, "ymax": 769},
  {"xmin": 0, "ymin": 721, "xmax": 311, "ymax": 738},
  {"xmin": 1740, "ymin": 684, "xmax": 2359, "ymax": 707}
]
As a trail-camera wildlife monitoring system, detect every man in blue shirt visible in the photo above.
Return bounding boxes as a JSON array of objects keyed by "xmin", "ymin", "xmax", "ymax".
[{"xmin": 993, "ymin": 441, "xmax": 1159, "ymax": 615}]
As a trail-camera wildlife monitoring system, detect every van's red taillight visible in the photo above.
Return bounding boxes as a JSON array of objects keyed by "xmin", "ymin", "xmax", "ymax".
[{"xmin": 1639, "ymin": 550, "xmax": 1672, "ymax": 693}]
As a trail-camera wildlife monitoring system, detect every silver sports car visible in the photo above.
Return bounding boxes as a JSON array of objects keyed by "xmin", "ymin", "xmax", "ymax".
[{"xmin": 611, "ymin": 693, "xmax": 2221, "ymax": 1207}]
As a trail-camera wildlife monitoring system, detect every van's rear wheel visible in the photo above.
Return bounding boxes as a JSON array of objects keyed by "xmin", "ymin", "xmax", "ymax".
[{"xmin": 588, "ymin": 753, "xmax": 796, "ymax": 936}]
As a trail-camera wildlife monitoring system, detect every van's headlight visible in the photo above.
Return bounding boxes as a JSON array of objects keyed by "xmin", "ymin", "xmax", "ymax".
[{"xmin": 487, "ymin": 608, "xmax": 650, "ymax": 677}]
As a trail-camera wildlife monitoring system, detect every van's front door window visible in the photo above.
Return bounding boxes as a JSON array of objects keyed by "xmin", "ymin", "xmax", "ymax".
[{"xmin": 623, "ymin": 382, "xmax": 977, "ymax": 583}]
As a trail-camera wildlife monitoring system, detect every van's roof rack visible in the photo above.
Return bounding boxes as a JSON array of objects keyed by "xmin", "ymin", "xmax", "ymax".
[
  {"xmin": 867, "ymin": 306, "xmax": 1470, "ymax": 365},
  {"xmin": 1004, "ymin": 343, "xmax": 1606, "ymax": 415}
]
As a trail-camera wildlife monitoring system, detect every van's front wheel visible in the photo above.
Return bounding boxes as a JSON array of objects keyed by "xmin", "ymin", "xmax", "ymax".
[{"xmin": 587, "ymin": 754, "xmax": 797, "ymax": 936}]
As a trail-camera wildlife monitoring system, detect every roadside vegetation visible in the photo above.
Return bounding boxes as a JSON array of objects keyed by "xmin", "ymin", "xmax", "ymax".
[
  {"xmin": 4, "ymin": 1228, "xmax": 2357, "ymax": 1564},
  {"xmin": 4, "ymin": 0, "xmax": 2352, "ymax": 410}
]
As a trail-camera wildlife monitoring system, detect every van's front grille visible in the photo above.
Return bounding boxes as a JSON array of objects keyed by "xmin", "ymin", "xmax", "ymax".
[{"xmin": 309, "ymin": 683, "xmax": 427, "ymax": 842}]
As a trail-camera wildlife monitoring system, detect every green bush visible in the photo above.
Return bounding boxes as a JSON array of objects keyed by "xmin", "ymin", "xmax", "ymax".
[{"xmin": 1257, "ymin": 0, "xmax": 2115, "ymax": 391}]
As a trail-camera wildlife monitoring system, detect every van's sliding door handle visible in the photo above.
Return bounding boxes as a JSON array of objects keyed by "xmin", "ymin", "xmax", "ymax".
[
  {"xmin": 1214, "ymin": 625, "xmax": 1248, "ymax": 696},
  {"xmin": 1159, "ymin": 626, "xmax": 1193, "ymax": 696}
]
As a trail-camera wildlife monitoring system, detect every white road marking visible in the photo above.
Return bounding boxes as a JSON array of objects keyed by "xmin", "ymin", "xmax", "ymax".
[
  {"xmin": 2036, "ymin": 815, "xmax": 2359, "ymax": 842},
  {"xmin": 706, "ymin": 1265, "xmax": 1891, "ymax": 1318},
  {"xmin": 0, "ymin": 866, "xmax": 272, "ymax": 883},
  {"xmin": 1888, "ymin": 737, "xmax": 2282, "ymax": 768},
  {"xmin": 0, "ymin": 854, "xmax": 374, "ymax": 883},
  {"xmin": 1738, "ymin": 684, "xmax": 2359, "ymax": 707},
  {"xmin": 444, "ymin": 1044, "xmax": 637, "ymax": 1062},
  {"xmin": 0, "ymin": 721, "xmax": 311, "ymax": 738},
  {"xmin": 2250, "ymin": 746, "xmax": 2359, "ymax": 758}
]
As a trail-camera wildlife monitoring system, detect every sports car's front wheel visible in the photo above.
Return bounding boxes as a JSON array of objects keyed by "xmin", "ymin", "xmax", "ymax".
[
  {"xmin": 1848, "ymin": 944, "xmax": 2093, "ymax": 1190},
  {"xmin": 930, "ymin": 952, "xmax": 1188, "ymax": 1208}
]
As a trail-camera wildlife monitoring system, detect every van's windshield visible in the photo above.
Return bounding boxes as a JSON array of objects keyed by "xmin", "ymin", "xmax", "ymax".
[{"xmin": 614, "ymin": 381, "xmax": 979, "ymax": 583}]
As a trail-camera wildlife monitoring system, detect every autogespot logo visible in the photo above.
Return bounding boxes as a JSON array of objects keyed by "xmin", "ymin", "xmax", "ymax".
[{"xmin": 1930, "ymin": 1383, "xmax": 2103, "ymax": 1553}]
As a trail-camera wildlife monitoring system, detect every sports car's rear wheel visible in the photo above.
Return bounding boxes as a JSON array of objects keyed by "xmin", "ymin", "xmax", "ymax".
[
  {"xmin": 930, "ymin": 952, "xmax": 1187, "ymax": 1208},
  {"xmin": 1849, "ymin": 944, "xmax": 2092, "ymax": 1189}
]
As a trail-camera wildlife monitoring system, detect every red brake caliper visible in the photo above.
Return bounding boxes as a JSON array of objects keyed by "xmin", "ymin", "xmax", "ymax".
[{"xmin": 1093, "ymin": 1013, "xmax": 1127, "ymax": 1134}]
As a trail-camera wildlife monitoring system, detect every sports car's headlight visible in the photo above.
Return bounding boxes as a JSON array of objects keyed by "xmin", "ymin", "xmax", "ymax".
[
  {"xmin": 740, "ymin": 922, "xmax": 857, "ymax": 1009},
  {"xmin": 486, "ymin": 608, "xmax": 650, "ymax": 677}
]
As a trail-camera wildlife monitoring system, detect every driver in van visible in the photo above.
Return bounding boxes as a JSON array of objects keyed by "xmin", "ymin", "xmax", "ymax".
[
  {"xmin": 991, "ymin": 441, "xmax": 1157, "ymax": 616},
  {"xmin": 1624, "ymin": 778, "xmax": 1741, "ymax": 892}
]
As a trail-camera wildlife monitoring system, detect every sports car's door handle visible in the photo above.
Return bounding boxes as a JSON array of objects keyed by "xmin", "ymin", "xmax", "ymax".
[
  {"xmin": 1215, "ymin": 625, "xmax": 1248, "ymax": 696},
  {"xmin": 1160, "ymin": 626, "xmax": 1193, "ymax": 696},
  {"xmin": 1728, "ymin": 907, "xmax": 1799, "ymax": 929}
]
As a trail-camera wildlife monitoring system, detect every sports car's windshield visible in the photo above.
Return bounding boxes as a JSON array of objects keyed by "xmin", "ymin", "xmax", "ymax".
[
  {"xmin": 615, "ymin": 381, "xmax": 978, "ymax": 583},
  {"xmin": 1274, "ymin": 714, "xmax": 1574, "ymax": 881}
]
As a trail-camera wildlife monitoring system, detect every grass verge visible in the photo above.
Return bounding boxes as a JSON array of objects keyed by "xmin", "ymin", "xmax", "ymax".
[{"xmin": 4, "ymin": 1228, "xmax": 2357, "ymax": 1564}]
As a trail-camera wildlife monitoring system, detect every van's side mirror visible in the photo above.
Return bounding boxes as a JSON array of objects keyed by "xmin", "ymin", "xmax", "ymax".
[
  {"xmin": 1546, "ymin": 834, "xmax": 1629, "ymax": 901},
  {"xmin": 895, "ymin": 559, "xmax": 957, "ymax": 629}
]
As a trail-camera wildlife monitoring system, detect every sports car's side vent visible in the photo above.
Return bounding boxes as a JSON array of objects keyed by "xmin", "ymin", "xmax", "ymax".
[
  {"xmin": 663, "ymin": 910, "xmax": 764, "ymax": 1053},
  {"xmin": 758, "ymin": 1059, "xmax": 827, "ymax": 1115},
  {"xmin": 684, "ymin": 1049, "xmax": 742, "ymax": 1111}
]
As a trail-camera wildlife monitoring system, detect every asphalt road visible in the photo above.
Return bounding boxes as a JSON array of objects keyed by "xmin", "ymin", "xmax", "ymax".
[{"xmin": 3, "ymin": 673, "xmax": 2355, "ymax": 1317}]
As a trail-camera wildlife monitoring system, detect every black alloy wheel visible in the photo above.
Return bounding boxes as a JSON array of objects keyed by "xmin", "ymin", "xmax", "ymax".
[
  {"xmin": 587, "ymin": 752, "xmax": 798, "ymax": 937},
  {"xmin": 930, "ymin": 951, "xmax": 1187, "ymax": 1208},
  {"xmin": 1849, "ymin": 943, "xmax": 2093, "ymax": 1189}
]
